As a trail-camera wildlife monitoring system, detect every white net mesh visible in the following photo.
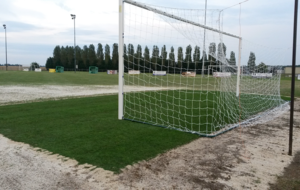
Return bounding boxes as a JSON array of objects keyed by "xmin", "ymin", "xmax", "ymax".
[{"xmin": 122, "ymin": 1, "xmax": 288, "ymax": 136}]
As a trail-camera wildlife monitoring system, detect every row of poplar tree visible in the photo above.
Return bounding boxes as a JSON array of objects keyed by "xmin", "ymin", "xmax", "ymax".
[
  {"xmin": 45, "ymin": 42, "xmax": 238, "ymax": 72},
  {"xmin": 46, "ymin": 43, "xmax": 118, "ymax": 70}
]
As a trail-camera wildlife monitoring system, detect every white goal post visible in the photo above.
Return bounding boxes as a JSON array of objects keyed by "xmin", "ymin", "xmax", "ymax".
[
  {"xmin": 119, "ymin": 0, "xmax": 242, "ymax": 120},
  {"xmin": 118, "ymin": 0, "xmax": 287, "ymax": 136},
  {"xmin": 118, "ymin": 0, "xmax": 124, "ymax": 120}
]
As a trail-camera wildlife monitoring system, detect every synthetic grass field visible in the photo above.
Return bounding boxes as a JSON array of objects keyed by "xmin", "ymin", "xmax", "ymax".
[
  {"xmin": 0, "ymin": 70, "xmax": 298, "ymax": 172},
  {"xmin": 0, "ymin": 95, "xmax": 198, "ymax": 172},
  {"xmin": 124, "ymin": 90, "xmax": 287, "ymax": 135}
]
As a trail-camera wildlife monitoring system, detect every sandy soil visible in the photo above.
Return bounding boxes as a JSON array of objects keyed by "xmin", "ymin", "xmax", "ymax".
[
  {"xmin": 118, "ymin": 101, "xmax": 300, "ymax": 190},
  {"xmin": 0, "ymin": 85, "xmax": 299, "ymax": 190},
  {"xmin": 0, "ymin": 85, "xmax": 169, "ymax": 105}
]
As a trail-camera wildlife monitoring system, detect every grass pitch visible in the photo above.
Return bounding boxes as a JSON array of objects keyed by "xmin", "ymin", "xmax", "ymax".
[
  {"xmin": 0, "ymin": 71, "xmax": 117, "ymax": 85},
  {"xmin": 0, "ymin": 71, "xmax": 299, "ymax": 97},
  {"xmin": 0, "ymin": 95, "xmax": 198, "ymax": 172},
  {"xmin": 0, "ymin": 70, "xmax": 297, "ymax": 172}
]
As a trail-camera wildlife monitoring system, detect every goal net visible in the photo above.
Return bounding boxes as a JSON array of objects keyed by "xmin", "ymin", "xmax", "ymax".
[{"xmin": 119, "ymin": 0, "xmax": 288, "ymax": 136}]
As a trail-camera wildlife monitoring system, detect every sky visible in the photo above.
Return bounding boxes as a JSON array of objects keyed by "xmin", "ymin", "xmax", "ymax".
[{"xmin": 0, "ymin": 0, "xmax": 298, "ymax": 66}]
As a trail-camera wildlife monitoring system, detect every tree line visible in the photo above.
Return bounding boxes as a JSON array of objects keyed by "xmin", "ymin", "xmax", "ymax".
[
  {"xmin": 46, "ymin": 43, "xmax": 119, "ymax": 70},
  {"xmin": 45, "ymin": 42, "xmax": 239, "ymax": 73},
  {"xmin": 124, "ymin": 42, "xmax": 237, "ymax": 74}
]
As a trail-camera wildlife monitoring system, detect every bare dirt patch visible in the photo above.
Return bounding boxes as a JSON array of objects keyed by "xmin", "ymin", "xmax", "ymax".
[
  {"xmin": 0, "ymin": 135, "xmax": 121, "ymax": 189},
  {"xmin": 117, "ymin": 100, "xmax": 300, "ymax": 190},
  {"xmin": 0, "ymin": 85, "xmax": 170, "ymax": 105}
]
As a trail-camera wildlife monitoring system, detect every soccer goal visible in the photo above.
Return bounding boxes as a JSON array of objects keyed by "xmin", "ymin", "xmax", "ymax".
[{"xmin": 118, "ymin": 0, "xmax": 287, "ymax": 136}]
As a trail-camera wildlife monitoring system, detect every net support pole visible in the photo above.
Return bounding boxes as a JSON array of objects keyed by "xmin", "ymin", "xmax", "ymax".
[
  {"xmin": 288, "ymin": 0, "xmax": 298, "ymax": 156},
  {"xmin": 201, "ymin": 0, "xmax": 207, "ymax": 77},
  {"xmin": 118, "ymin": 0, "xmax": 124, "ymax": 120},
  {"xmin": 236, "ymin": 38, "xmax": 242, "ymax": 97}
]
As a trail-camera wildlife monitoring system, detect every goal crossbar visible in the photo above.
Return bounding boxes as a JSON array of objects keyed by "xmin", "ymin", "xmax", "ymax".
[{"xmin": 124, "ymin": 0, "xmax": 241, "ymax": 40}]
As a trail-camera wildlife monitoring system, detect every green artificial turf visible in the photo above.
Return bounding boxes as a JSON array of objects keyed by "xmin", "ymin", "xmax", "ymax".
[
  {"xmin": 124, "ymin": 90, "xmax": 287, "ymax": 135},
  {"xmin": 0, "ymin": 95, "xmax": 198, "ymax": 173}
]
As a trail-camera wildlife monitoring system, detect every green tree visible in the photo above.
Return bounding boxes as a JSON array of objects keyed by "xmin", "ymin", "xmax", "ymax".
[
  {"xmin": 229, "ymin": 51, "xmax": 236, "ymax": 66},
  {"xmin": 193, "ymin": 46, "xmax": 200, "ymax": 70},
  {"xmin": 53, "ymin": 45, "xmax": 61, "ymax": 67},
  {"xmin": 88, "ymin": 44, "xmax": 97, "ymax": 67},
  {"xmin": 104, "ymin": 44, "xmax": 111, "ymax": 69},
  {"xmin": 135, "ymin": 44, "xmax": 142, "ymax": 70},
  {"xmin": 82, "ymin": 45, "xmax": 89, "ymax": 69},
  {"xmin": 144, "ymin": 46, "xmax": 150, "ymax": 71},
  {"xmin": 96, "ymin": 43, "xmax": 104, "ymax": 69},
  {"xmin": 177, "ymin": 47, "xmax": 183, "ymax": 69},
  {"xmin": 127, "ymin": 44, "xmax": 134, "ymax": 69},
  {"xmin": 45, "ymin": 57, "xmax": 54, "ymax": 69},
  {"xmin": 247, "ymin": 52, "xmax": 256, "ymax": 73},
  {"xmin": 67, "ymin": 46, "xmax": 74, "ymax": 69},
  {"xmin": 257, "ymin": 62, "xmax": 267, "ymax": 73},
  {"xmin": 112, "ymin": 43, "xmax": 118, "ymax": 70},
  {"xmin": 184, "ymin": 45, "xmax": 192, "ymax": 70},
  {"xmin": 185, "ymin": 45, "xmax": 192, "ymax": 62},
  {"xmin": 168, "ymin": 46, "xmax": 175, "ymax": 73},
  {"xmin": 60, "ymin": 46, "xmax": 68, "ymax": 68},
  {"xmin": 160, "ymin": 45, "xmax": 167, "ymax": 70},
  {"xmin": 151, "ymin": 45, "xmax": 159, "ymax": 70}
]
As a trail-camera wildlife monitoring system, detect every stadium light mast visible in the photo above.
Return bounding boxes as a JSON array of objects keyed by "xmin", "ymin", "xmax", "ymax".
[
  {"xmin": 71, "ymin": 14, "xmax": 76, "ymax": 73},
  {"xmin": 3, "ymin": 24, "xmax": 7, "ymax": 71}
]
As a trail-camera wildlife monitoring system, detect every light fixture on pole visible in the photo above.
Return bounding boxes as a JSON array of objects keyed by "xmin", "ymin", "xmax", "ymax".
[
  {"xmin": 3, "ymin": 24, "xmax": 7, "ymax": 71},
  {"xmin": 71, "ymin": 14, "xmax": 76, "ymax": 73}
]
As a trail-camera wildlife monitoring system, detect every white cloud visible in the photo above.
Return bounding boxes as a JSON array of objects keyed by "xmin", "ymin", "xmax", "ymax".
[{"xmin": 0, "ymin": 0, "xmax": 298, "ymax": 66}]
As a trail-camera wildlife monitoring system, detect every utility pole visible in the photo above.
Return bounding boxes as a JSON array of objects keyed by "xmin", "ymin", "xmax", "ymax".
[
  {"xmin": 3, "ymin": 24, "xmax": 7, "ymax": 71},
  {"xmin": 71, "ymin": 14, "xmax": 76, "ymax": 73}
]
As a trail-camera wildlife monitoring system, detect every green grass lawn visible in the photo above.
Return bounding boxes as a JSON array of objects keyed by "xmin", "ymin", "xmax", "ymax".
[
  {"xmin": 0, "ymin": 71, "xmax": 299, "ymax": 98},
  {"xmin": 0, "ymin": 95, "xmax": 198, "ymax": 173},
  {"xmin": 0, "ymin": 71, "xmax": 117, "ymax": 85},
  {"xmin": 280, "ymin": 76, "xmax": 300, "ymax": 98}
]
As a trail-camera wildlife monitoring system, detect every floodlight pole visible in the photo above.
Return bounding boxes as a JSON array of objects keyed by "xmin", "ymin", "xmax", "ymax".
[
  {"xmin": 288, "ymin": 0, "xmax": 298, "ymax": 156},
  {"xmin": 118, "ymin": 0, "xmax": 124, "ymax": 120},
  {"xmin": 71, "ymin": 14, "xmax": 76, "ymax": 73},
  {"xmin": 3, "ymin": 24, "xmax": 7, "ymax": 71}
]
